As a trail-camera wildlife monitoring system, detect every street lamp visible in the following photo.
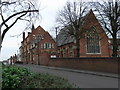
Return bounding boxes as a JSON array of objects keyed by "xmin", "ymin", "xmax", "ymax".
[
  {"xmin": 34, "ymin": 35, "xmax": 44, "ymax": 65},
  {"xmin": 30, "ymin": 35, "xmax": 36, "ymax": 64}
]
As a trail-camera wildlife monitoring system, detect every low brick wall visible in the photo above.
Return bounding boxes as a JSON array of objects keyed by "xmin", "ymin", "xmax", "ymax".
[
  {"xmin": 39, "ymin": 52, "xmax": 50, "ymax": 66},
  {"xmin": 38, "ymin": 53, "xmax": 119, "ymax": 73},
  {"xmin": 48, "ymin": 57, "xmax": 119, "ymax": 74}
]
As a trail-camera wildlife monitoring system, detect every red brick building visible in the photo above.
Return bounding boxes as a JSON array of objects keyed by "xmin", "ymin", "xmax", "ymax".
[
  {"xmin": 7, "ymin": 54, "xmax": 17, "ymax": 64},
  {"xmin": 57, "ymin": 10, "xmax": 120, "ymax": 58},
  {"xmin": 18, "ymin": 10, "xmax": 120, "ymax": 65},
  {"xmin": 19, "ymin": 25, "xmax": 57, "ymax": 64}
]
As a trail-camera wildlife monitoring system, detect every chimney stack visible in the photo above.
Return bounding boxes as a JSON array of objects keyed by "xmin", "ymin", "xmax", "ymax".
[
  {"xmin": 32, "ymin": 24, "xmax": 35, "ymax": 30},
  {"xmin": 23, "ymin": 32, "xmax": 25, "ymax": 41},
  {"xmin": 28, "ymin": 32, "xmax": 31, "ymax": 36}
]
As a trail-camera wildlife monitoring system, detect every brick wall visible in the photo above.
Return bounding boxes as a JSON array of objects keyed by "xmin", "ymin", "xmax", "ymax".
[
  {"xmin": 48, "ymin": 57, "xmax": 119, "ymax": 73},
  {"xmin": 39, "ymin": 52, "xmax": 50, "ymax": 66},
  {"xmin": 21, "ymin": 50, "xmax": 119, "ymax": 74},
  {"xmin": 40, "ymin": 53, "xmax": 119, "ymax": 73}
]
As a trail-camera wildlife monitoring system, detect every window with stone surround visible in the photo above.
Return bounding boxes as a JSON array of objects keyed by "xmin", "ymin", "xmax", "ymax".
[
  {"xmin": 41, "ymin": 43, "xmax": 54, "ymax": 49},
  {"xmin": 63, "ymin": 48, "xmax": 66, "ymax": 57},
  {"xmin": 86, "ymin": 27, "xmax": 100, "ymax": 54},
  {"xmin": 69, "ymin": 45, "xmax": 73, "ymax": 57}
]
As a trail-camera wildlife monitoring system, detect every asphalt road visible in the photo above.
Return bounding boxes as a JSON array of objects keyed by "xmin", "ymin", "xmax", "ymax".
[{"xmin": 16, "ymin": 64, "xmax": 119, "ymax": 88}]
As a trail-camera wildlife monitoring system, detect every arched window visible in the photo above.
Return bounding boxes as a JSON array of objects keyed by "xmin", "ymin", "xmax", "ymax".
[{"xmin": 86, "ymin": 27, "xmax": 100, "ymax": 54}]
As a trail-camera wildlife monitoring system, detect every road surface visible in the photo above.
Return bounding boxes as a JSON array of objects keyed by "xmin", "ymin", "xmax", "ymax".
[{"xmin": 15, "ymin": 64, "xmax": 119, "ymax": 88}]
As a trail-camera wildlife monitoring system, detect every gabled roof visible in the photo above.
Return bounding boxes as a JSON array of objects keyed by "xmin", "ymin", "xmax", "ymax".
[{"xmin": 56, "ymin": 10, "xmax": 93, "ymax": 46}]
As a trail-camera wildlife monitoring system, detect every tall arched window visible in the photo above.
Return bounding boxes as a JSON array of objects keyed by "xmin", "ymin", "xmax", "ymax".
[{"xmin": 86, "ymin": 27, "xmax": 100, "ymax": 54}]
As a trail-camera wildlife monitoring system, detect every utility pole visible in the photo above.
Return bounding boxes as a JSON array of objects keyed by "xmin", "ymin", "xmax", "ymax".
[
  {"xmin": 37, "ymin": 38, "xmax": 40, "ymax": 65},
  {"xmin": 37, "ymin": 36, "xmax": 43, "ymax": 65},
  {"xmin": 55, "ymin": 27, "xmax": 58, "ymax": 57},
  {"xmin": 0, "ymin": 0, "xmax": 2, "ymax": 53},
  {"xmin": 0, "ymin": 25, "xmax": 2, "ymax": 53},
  {"xmin": 55, "ymin": 27, "xmax": 58, "ymax": 45}
]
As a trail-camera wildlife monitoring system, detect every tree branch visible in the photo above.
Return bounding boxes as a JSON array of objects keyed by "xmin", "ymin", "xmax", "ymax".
[
  {"xmin": 0, "ymin": 11, "xmax": 9, "ymax": 28},
  {"xmin": 19, "ymin": 18, "xmax": 30, "ymax": 22},
  {"xmin": 94, "ymin": 3, "xmax": 113, "ymax": 36},
  {"xmin": 1, "ymin": 12, "xmax": 28, "ymax": 42},
  {"xmin": 0, "ymin": 1, "xmax": 16, "ymax": 6},
  {"xmin": 1, "ymin": 10, "xmax": 38, "ymax": 27}
]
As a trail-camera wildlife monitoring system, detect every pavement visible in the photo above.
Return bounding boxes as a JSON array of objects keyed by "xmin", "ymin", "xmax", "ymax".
[
  {"xmin": 17, "ymin": 64, "xmax": 119, "ymax": 79},
  {"xmin": 36, "ymin": 65, "xmax": 119, "ymax": 79}
]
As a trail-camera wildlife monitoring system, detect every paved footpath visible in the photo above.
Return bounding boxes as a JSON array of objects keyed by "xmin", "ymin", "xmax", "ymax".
[{"xmin": 15, "ymin": 64, "xmax": 119, "ymax": 88}]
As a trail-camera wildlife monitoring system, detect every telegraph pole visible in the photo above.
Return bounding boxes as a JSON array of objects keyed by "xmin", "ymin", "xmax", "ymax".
[
  {"xmin": 55, "ymin": 27, "xmax": 58, "ymax": 44},
  {"xmin": 38, "ymin": 38, "xmax": 40, "ymax": 65}
]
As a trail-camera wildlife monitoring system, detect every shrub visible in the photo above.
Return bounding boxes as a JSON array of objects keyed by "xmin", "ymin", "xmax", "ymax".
[
  {"xmin": 21, "ymin": 73, "xmax": 74, "ymax": 88},
  {"xmin": 2, "ymin": 65, "xmax": 74, "ymax": 88},
  {"xmin": 2, "ymin": 65, "xmax": 31, "ymax": 88}
]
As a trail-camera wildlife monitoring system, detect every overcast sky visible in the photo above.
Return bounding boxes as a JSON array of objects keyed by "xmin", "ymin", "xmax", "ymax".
[{"xmin": 0, "ymin": 0, "xmax": 99, "ymax": 61}]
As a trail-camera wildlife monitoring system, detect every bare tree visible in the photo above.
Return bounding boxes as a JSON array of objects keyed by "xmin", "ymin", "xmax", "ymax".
[
  {"xmin": 56, "ymin": 1, "xmax": 89, "ymax": 57},
  {"xmin": 91, "ymin": 0, "xmax": 120, "ymax": 57},
  {"xmin": 0, "ymin": 0, "xmax": 39, "ymax": 52}
]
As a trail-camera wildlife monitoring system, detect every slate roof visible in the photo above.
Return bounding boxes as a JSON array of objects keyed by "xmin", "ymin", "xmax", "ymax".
[
  {"xmin": 56, "ymin": 10, "xmax": 89, "ymax": 46},
  {"xmin": 56, "ymin": 28, "xmax": 75, "ymax": 46}
]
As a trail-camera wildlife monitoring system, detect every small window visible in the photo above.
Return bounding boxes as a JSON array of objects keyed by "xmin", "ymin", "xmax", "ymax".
[
  {"xmin": 63, "ymin": 48, "xmax": 66, "ymax": 57},
  {"xmin": 46, "ymin": 43, "xmax": 48, "ymax": 48},
  {"xmin": 49, "ymin": 43, "xmax": 51, "ymax": 48},
  {"xmin": 42, "ymin": 43, "xmax": 54, "ymax": 49},
  {"xmin": 41, "ymin": 44, "xmax": 44, "ymax": 48},
  {"xmin": 69, "ymin": 45, "xmax": 73, "ymax": 57},
  {"xmin": 52, "ymin": 43, "xmax": 54, "ymax": 48},
  {"xmin": 44, "ymin": 43, "xmax": 46, "ymax": 48}
]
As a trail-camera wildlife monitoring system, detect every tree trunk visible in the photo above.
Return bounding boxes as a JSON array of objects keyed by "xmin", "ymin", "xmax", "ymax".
[
  {"xmin": 0, "ymin": 39, "xmax": 1, "ymax": 53},
  {"xmin": 76, "ymin": 38, "xmax": 80, "ymax": 57},
  {"xmin": 0, "ymin": 26, "xmax": 2, "ymax": 53},
  {"xmin": 112, "ymin": 33, "xmax": 118, "ymax": 57}
]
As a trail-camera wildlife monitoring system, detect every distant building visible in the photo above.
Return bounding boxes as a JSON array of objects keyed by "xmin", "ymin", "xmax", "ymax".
[{"xmin": 6, "ymin": 54, "xmax": 17, "ymax": 65}]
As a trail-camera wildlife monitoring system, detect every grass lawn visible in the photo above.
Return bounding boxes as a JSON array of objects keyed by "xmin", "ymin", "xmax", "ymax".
[{"xmin": 2, "ymin": 65, "xmax": 75, "ymax": 88}]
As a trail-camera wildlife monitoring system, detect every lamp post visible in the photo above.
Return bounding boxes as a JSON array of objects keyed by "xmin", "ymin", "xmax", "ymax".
[
  {"xmin": 35, "ymin": 35, "xmax": 44, "ymax": 65},
  {"xmin": 37, "ymin": 37, "xmax": 40, "ymax": 65},
  {"xmin": 30, "ymin": 48, "xmax": 33, "ymax": 64}
]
